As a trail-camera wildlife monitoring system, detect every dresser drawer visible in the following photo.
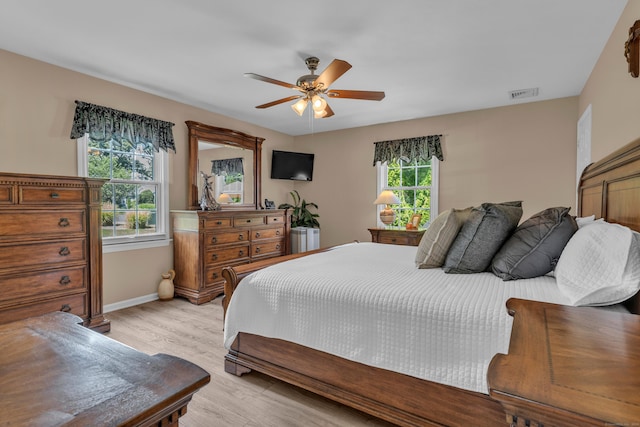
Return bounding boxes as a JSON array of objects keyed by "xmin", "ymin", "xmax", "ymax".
[
  {"xmin": 205, "ymin": 245, "xmax": 249, "ymax": 265},
  {"xmin": 204, "ymin": 261, "xmax": 247, "ymax": 287},
  {"xmin": 205, "ymin": 230, "xmax": 249, "ymax": 247},
  {"xmin": 0, "ymin": 267, "xmax": 87, "ymax": 303},
  {"xmin": 204, "ymin": 217, "xmax": 233, "ymax": 229},
  {"xmin": 266, "ymin": 215, "xmax": 285, "ymax": 225},
  {"xmin": 252, "ymin": 227, "xmax": 284, "ymax": 241},
  {"xmin": 0, "ymin": 239, "xmax": 86, "ymax": 270},
  {"xmin": 234, "ymin": 216, "xmax": 265, "ymax": 227},
  {"xmin": 252, "ymin": 240, "xmax": 285, "ymax": 258},
  {"xmin": 378, "ymin": 235, "xmax": 414, "ymax": 245},
  {"xmin": 20, "ymin": 187, "xmax": 86, "ymax": 204},
  {"xmin": 0, "ymin": 292, "xmax": 87, "ymax": 325},
  {"xmin": 0, "ymin": 210, "xmax": 85, "ymax": 238}
]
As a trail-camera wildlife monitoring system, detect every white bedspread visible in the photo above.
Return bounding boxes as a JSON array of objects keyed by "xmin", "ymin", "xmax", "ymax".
[{"xmin": 223, "ymin": 242, "xmax": 571, "ymax": 394}]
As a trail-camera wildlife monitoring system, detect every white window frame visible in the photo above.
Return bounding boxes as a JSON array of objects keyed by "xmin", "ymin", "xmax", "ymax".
[
  {"xmin": 376, "ymin": 158, "xmax": 439, "ymax": 228},
  {"xmin": 77, "ymin": 134, "xmax": 170, "ymax": 252}
]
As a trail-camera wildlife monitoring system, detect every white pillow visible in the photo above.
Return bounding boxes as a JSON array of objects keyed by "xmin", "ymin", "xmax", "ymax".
[
  {"xmin": 574, "ymin": 214, "xmax": 604, "ymax": 228},
  {"xmin": 555, "ymin": 221, "xmax": 640, "ymax": 306}
]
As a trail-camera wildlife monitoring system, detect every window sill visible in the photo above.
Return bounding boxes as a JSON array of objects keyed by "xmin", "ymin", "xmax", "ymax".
[{"xmin": 103, "ymin": 237, "xmax": 171, "ymax": 254}]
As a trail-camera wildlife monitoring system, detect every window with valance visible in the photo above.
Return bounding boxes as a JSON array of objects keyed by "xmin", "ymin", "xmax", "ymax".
[
  {"xmin": 72, "ymin": 100, "xmax": 172, "ymax": 248},
  {"xmin": 373, "ymin": 135, "xmax": 443, "ymax": 228}
]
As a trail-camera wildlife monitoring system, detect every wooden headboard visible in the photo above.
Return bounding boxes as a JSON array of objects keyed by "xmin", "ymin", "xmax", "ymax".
[{"xmin": 578, "ymin": 136, "xmax": 640, "ymax": 313}]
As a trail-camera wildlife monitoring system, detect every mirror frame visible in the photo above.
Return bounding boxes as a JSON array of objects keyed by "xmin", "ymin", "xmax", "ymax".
[{"xmin": 186, "ymin": 121, "xmax": 264, "ymax": 210}]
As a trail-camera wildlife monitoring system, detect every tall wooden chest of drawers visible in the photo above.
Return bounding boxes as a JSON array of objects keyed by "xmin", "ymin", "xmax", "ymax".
[
  {"xmin": 0, "ymin": 172, "xmax": 109, "ymax": 332},
  {"xmin": 171, "ymin": 209, "xmax": 290, "ymax": 304}
]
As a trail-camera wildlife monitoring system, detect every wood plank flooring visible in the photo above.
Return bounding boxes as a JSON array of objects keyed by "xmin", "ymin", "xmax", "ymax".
[{"xmin": 106, "ymin": 297, "xmax": 395, "ymax": 427}]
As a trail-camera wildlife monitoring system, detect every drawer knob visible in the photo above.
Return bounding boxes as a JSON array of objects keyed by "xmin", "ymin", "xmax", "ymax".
[
  {"xmin": 213, "ymin": 272, "xmax": 219, "ymax": 279},
  {"xmin": 276, "ymin": 244, "xmax": 281, "ymax": 250},
  {"xmin": 255, "ymin": 247, "xmax": 260, "ymax": 253},
  {"xmin": 239, "ymin": 250, "xmax": 245, "ymax": 256},
  {"xmin": 60, "ymin": 304, "xmax": 71, "ymax": 312},
  {"xmin": 391, "ymin": 238, "xmax": 397, "ymax": 242},
  {"xmin": 246, "ymin": 219, "xmax": 251, "ymax": 223},
  {"xmin": 212, "ymin": 254, "xmax": 218, "ymax": 261},
  {"xmin": 58, "ymin": 217, "xmax": 70, "ymax": 227},
  {"xmin": 50, "ymin": 192, "xmax": 60, "ymax": 199},
  {"xmin": 216, "ymin": 221, "xmax": 223, "ymax": 225},
  {"xmin": 59, "ymin": 276, "xmax": 71, "ymax": 286},
  {"xmin": 211, "ymin": 236, "xmax": 217, "ymax": 244},
  {"xmin": 276, "ymin": 230, "xmax": 281, "ymax": 236},
  {"xmin": 238, "ymin": 234, "xmax": 244, "ymax": 241},
  {"xmin": 59, "ymin": 247, "xmax": 71, "ymax": 256},
  {"xmin": 255, "ymin": 232, "xmax": 261, "ymax": 238}
]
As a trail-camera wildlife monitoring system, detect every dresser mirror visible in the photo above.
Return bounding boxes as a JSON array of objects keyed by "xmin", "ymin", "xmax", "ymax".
[{"xmin": 186, "ymin": 121, "xmax": 264, "ymax": 210}]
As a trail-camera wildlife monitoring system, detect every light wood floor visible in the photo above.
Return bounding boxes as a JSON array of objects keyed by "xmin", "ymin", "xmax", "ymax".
[{"xmin": 106, "ymin": 297, "xmax": 396, "ymax": 427}]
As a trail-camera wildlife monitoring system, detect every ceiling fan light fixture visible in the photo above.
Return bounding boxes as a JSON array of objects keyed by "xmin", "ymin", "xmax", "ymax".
[
  {"xmin": 291, "ymin": 98, "xmax": 308, "ymax": 116},
  {"xmin": 314, "ymin": 109, "xmax": 328, "ymax": 119},
  {"xmin": 311, "ymin": 94, "xmax": 327, "ymax": 112}
]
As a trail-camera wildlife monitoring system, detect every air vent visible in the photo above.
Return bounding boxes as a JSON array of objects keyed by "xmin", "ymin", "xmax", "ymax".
[{"xmin": 509, "ymin": 87, "xmax": 539, "ymax": 100}]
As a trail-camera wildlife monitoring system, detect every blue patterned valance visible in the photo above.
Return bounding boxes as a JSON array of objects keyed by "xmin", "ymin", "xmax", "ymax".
[
  {"xmin": 70, "ymin": 100, "xmax": 176, "ymax": 152},
  {"xmin": 373, "ymin": 135, "xmax": 443, "ymax": 166},
  {"xmin": 211, "ymin": 157, "xmax": 244, "ymax": 175}
]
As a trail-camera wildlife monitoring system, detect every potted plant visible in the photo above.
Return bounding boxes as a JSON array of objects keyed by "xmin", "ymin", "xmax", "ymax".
[
  {"xmin": 278, "ymin": 190, "xmax": 320, "ymax": 228},
  {"xmin": 278, "ymin": 190, "xmax": 320, "ymax": 252}
]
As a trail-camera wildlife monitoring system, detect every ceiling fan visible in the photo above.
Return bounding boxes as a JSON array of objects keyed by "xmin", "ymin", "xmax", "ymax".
[{"xmin": 244, "ymin": 56, "xmax": 385, "ymax": 118}]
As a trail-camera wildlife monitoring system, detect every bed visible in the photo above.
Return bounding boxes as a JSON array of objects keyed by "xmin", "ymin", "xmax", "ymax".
[{"xmin": 221, "ymin": 136, "xmax": 640, "ymax": 427}]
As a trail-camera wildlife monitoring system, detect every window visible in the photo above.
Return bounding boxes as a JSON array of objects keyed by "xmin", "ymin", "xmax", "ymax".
[
  {"xmin": 376, "ymin": 157, "xmax": 439, "ymax": 228},
  {"xmin": 78, "ymin": 134, "xmax": 169, "ymax": 249}
]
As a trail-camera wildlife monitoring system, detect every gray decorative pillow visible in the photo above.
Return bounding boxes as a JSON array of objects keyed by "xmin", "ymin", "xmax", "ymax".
[
  {"xmin": 443, "ymin": 201, "xmax": 523, "ymax": 274},
  {"xmin": 415, "ymin": 207, "xmax": 473, "ymax": 268},
  {"xmin": 491, "ymin": 207, "xmax": 578, "ymax": 280}
]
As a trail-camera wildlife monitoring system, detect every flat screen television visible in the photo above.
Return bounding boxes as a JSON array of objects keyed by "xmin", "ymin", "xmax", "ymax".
[{"xmin": 270, "ymin": 150, "xmax": 314, "ymax": 181}]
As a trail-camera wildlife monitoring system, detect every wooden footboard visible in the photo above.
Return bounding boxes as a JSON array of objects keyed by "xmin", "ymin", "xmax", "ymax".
[{"xmin": 226, "ymin": 332, "xmax": 505, "ymax": 427}]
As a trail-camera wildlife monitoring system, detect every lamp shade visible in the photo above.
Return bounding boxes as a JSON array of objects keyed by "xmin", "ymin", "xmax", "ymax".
[
  {"xmin": 373, "ymin": 190, "xmax": 400, "ymax": 205},
  {"xmin": 291, "ymin": 98, "xmax": 308, "ymax": 116},
  {"xmin": 218, "ymin": 193, "xmax": 232, "ymax": 203}
]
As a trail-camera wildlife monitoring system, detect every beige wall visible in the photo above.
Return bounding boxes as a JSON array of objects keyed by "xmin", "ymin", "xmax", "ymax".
[
  {"xmin": 294, "ymin": 97, "xmax": 579, "ymax": 247},
  {"xmin": 580, "ymin": 0, "xmax": 640, "ymax": 161},
  {"xmin": 0, "ymin": 49, "xmax": 295, "ymax": 305}
]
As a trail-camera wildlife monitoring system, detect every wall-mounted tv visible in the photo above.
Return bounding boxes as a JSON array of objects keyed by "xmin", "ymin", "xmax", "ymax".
[{"xmin": 270, "ymin": 150, "xmax": 315, "ymax": 181}]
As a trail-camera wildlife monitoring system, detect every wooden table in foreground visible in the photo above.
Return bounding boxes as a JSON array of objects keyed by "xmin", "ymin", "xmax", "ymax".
[
  {"xmin": 0, "ymin": 312, "xmax": 210, "ymax": 426},
  {"xmin": 488, "ymin": 298, "xmax": 640, "ymax": 427}
]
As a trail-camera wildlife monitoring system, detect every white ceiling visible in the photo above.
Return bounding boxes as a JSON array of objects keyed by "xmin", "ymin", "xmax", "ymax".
[{"xmin": 0, "ymin": 0, "xmax": 627, "ymax": 136}]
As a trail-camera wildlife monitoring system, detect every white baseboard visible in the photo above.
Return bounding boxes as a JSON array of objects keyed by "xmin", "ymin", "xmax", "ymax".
[{"xmin": 104, "ymin": 293, "xmax": 159, "ymax": 313}]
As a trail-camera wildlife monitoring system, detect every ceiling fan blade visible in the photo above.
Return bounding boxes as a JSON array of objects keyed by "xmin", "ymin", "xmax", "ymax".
[
  {"xmin": 326, "ymin": 90, "xmax": 385, "ymax": 101},
  {"xmin": 255, "ymin": 95, "xmax": 302, "ymax": 109},
  {"xmin": 244, "ymin": 73, "xmax": 298, "ymax": 89},
  {"xmin": 322, "ymin": 103, "xmax": 334, "ymax": 118},
  {"xmin": 314, "ymin": 59, "xmax": 352, "ymax": 89}
]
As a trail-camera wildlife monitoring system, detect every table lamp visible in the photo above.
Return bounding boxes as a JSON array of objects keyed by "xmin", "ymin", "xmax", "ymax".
[{"xmin": 374, "ymin": 190, "xmax": 400, "ymax": 226}]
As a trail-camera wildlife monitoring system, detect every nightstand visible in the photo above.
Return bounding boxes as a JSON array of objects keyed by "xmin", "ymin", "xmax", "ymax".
[
  {"xmin": 368, "ymin": 228, "xmax": 425, "ymax": 246},
  {"xmin": 488, "ymin": 298, "xmax": 640, "ymax": 427}
]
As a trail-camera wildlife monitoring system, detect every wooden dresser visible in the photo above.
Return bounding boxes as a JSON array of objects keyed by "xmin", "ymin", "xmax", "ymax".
[
  {"xmin": 488, "ymin": 298, "xmax": 640, "ymax": 426},
  {"xmin": 368, "ymin": 227, "xmax": 425, "ymax": 246},
  {"xmin": 0, "ymin": 172, "xmax": 109, "ymax": 332},
  {"xmin": 172, "ymin": 209, "xmax": 290, "ymax": 304}
]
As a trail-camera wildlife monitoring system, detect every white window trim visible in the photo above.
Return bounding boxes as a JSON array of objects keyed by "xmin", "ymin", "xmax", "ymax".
[
  {"xmin": 77, "ymin": 135, "xmax": 170, "ymax": 252},
  {"xmin": 375, "ymin": 158, "xmax": 439, "ymax": 228}
]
